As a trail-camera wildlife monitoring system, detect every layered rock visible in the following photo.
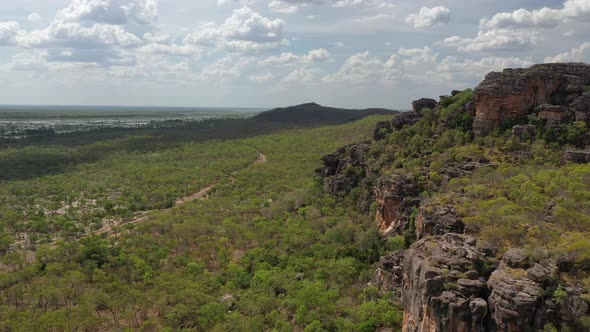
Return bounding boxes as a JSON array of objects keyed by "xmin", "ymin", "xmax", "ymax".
[
  {"xmin": 536, "ymin": 104, "xmax": 570, "ymax": 127},
  {"xmin": 473, "ymin": 63, "xmax": 590, "ymax": 135},
  {"xmin": 374, "ymin": 174, "xmax": 420, "ymax": 235},
  {"xmin": 374, "ymin": 239, "xmax": 590, "ymax": 332},
  {"xmin": 386, "ymin": 233, "xmax": 494, "ymax": 332}
]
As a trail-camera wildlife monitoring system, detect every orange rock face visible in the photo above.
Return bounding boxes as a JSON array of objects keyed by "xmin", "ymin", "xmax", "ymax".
[{"xmin": 473, "ymin": 63, "xmax": 590, "ymax": 135}]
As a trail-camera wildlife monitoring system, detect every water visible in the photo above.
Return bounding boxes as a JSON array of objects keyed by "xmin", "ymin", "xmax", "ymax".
[{"xmin": 0, "ymin": 105, "xmax": 267, "ymax": 137}]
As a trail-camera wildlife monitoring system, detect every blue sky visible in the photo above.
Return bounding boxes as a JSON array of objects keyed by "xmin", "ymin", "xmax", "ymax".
[{"xmin": 0, "ymin": 0, "xmax": 588, "ymax": 109}]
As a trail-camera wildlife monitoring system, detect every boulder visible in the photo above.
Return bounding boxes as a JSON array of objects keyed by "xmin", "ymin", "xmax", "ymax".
[
  {"xmin": 412, "ymin": 98, "xmax": 437, "ymax": 112},
  {"xmin": 374, "ymin": 120, "xmax": 393, "ymax": 140},
  {"xmin": 391, "ymin": 112, "xmax": 423, "ymax": 130}
]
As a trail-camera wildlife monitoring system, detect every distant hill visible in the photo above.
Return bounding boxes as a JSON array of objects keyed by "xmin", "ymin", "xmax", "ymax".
[{"xmin": 253, "ymin": 102, "xmax": 398, "ymax": 125}]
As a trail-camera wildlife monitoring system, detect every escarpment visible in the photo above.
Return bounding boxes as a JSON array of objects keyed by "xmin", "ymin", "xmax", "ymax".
[
  {"xmin": 473, "ymin": 63, "xmax": 590, "ymax": 135},
  {"xmin": 317, "ymin": 62, "xmax": 590, "ymax": 331}
]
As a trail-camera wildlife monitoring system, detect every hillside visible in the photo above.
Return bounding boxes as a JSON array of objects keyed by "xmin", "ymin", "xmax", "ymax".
[
  {"xmin": 316, "ymin": 62, "xmax": 590, "ymax": 331},
  {"xmin": 253, "ymin": 102, "xmax": 398, "ymax": 124},
  {"xmin": 1, "ymin": 63, "xmax": 589, "ymax": 331}
]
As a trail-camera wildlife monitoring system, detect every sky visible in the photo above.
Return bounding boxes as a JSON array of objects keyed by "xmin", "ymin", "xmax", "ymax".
[{"xmin": 0, "ymin": 0, "xmax": 589, "ymax": 109}]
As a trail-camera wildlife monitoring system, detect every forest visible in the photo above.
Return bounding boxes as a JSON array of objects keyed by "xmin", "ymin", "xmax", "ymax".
[{"xmin": 0, "ymin": 115, "xmax": 403, "ymax": 331}]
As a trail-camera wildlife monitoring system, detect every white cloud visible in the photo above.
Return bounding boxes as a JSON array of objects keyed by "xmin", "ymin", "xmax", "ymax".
[
  {"xmin": 405, "ymin": 6, "xmax": 450, "ymax": 28},
  {"xmin": 249, "ymin": 72, "xmax": 275, "ymax": 83},
  {"xmin": 282, "ymin": 67, "xmax": 321, "ymax": 83},
  {"xmin": 27, "ymin": 13, "xmax": 42, "ymax": 23},
  {"xmin": 438, "ymin": 29, "xmax": 540, "ymax": 53},
  {"xmin": 57, "ymin": 0, "xmax": 159, "ymax": 26},
  {"xmin": 267, "ymin": 0, "xmax": 370, "ymax": 13},
  {"xmin": 322, "ymin": 51, "xmax": 384, "ymax": 84},
  {"xmin": 185, "ymin": 7, "xmax": 286, "ymax": 53},
  {"xmin": 17, "ymin": 21, "xmax": 143, "ymax": 49},
  {"xmin": 544, "ymin": 42, "xmax": 590, "ymax": 63},
  {"xmin": 321, "ymin": 47, "xmax": 533, "ymax": 87},
  {"xmin": 262, "ymin": 48, "xmax": 331, "ymax": 65},
  {"xmin": 481, "ymin": 0, "xmax": 590, "ymax": 30},
  {"xmin": 0, "ymin": 21, "xmax": 20, "ymax": 46},
  {"xmin": 437, "ymin": 56, "xmax": 534, "ymax": 81}
]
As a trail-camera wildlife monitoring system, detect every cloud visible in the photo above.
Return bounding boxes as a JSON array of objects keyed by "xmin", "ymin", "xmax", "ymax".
[
  {"xmin": 321, "ymin": 47, "xmax": 533, "ymax": 87},
  {"xmin": 16, "ymin": 21, "xmax": 144, "ymax": 50},
  {"xmin": 322, "ymin": 51, "xmax": 384, "ymax": 84},
  {"xmin": 262, "ymin": 48, "xmax": 331, "ymax": 65},
  {"xmin": 544, "ymin": 42, "xmax": 590, "ymax": 63},
  {"xmin": 267, "ymin": 0, "xmax": 369, "ymax": 13},
  {"xmin": 282, "ymin": 67, "xmax": 321, "ymax": 83},
  {"xmin": 481, "ymin": 0, "xmax": 590, "ymax": 30},
  {"xmin": 405, "ymin": 6, "xmax": 450, "ymax": 28},
  {"xmin": 0, "ymin": 21, "xmax": 20, "ymax": 46},
  {"xmin": 249, "ymin": 72, "xmax": 274, "ymax": 83},
  {"xmin": 185, "ymin": 7, "xmax": 286, "ymax": 53},
  {"xmin": 437, "ymin": 56, "xmax": 534, "ymax": 81},
  {"xmin": 439, "ymin": 0, "xmax": 590, "ymax": 54},
  {"xmin": 57, "ymin": 0, "xmax": 159, "ymax": 26},
  {"xmin": 27, "ymin": 13, "xmax": 42, "ymax": 23},
  {"xmin": 438, "ymin": 29, "xmax": 540, "ymax": 53}
]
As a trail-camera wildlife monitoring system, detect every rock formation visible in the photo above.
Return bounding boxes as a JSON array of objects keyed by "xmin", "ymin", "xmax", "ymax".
[
  {"xmin": 319, "ymin": 64, "xmax": 590, "ymax": 331},
  {"xmin": 412, "ymin": 98, "xmax": 438, "ymax": 112},
  {"xmin": 372, "ymin": 236, "xmax": 589, "ymax": 332},
  {"xmin": 415, "ymin": 205, "xmax": 464, "ymax": 240},
  {"xmin": 473, "ymin": 63, "xmax": 590, "ymax": 135},
  {"xmin": 374, "ymin": 174, "xmax": 419, "ymax": 236}
]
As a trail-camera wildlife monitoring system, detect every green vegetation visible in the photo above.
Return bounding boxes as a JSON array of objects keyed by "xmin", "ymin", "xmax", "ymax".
[{"xmin": 0, "ymin": 115, "xmax": 403, "ymax": 330}]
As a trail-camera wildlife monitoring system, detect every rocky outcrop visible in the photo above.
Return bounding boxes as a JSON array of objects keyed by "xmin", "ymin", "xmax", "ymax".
[
  {"xmin": 536, "ymin": 104, "xmax": 570, "ymax": 127},
  {"xmin": 412, "ymin": 98, "xmax": 437, "ymax": 112},
  {"xmin": 572, "ymin": 92, "xmax": 590, "ymax": 122},
  {"xmin": 374, "ymin": 237, "xmax": 590, "ymax": 332},
  {"xmin": 375, "ymin": 174, "xmax": 420, "ymax": 235},
  {"xmin": 385, "ymin": 233, "xmax": 495, "ymax": 332},
  {"xmin": 473, "ymin": 63, "xmax": 590, "ymax": 135},
  {"xmin": 511, "ymin": 124, "xmax": 537, "ymax": 138},
  {"xmin": 373, "ymin": 111, "xmax": 424, "ymax": 141},
  {"xmin": 415, "ymin": 205, "xmax": 464, "ymax": 240},
  {"xmin": 564, "ymin": 149, "xmax": 590, "ymax": 163},
  {"xmin": 374, "ymin": 120, "xmax": 393, "ymax": 140},
  {"xmin": 316, "ymin": 143, "xmax": 371, "ymax": 195}
]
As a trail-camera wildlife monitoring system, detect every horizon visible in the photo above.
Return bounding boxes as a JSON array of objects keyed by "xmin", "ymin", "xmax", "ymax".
[{"xmin": 0, "ymin": 1, "xmax": 588, "ymax": 108}]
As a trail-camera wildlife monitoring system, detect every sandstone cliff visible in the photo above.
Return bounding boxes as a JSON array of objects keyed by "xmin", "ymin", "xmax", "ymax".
[
  {"xmin": 473, "ymin": 63, "xmax": 590, "ymax": 135},
  {"xmin": 317, "ymin": 62, "xmax": 590, "ymax": 331}
]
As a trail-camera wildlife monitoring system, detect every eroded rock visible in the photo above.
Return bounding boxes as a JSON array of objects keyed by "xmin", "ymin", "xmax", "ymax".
[
  {"xmin": 415, "ymin": 205, "xmax": 465, "ymax": 240},
  {"xmin": 473, "ymin": 63, "xmax": 590, "ymax": 135},
  {"xmin": 374, "ymin": 174, "xmax": 419, "ymax": 235},
  {"xmin": 412, "ymin": 98, "xmax": 437, "ymax": 112}
]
